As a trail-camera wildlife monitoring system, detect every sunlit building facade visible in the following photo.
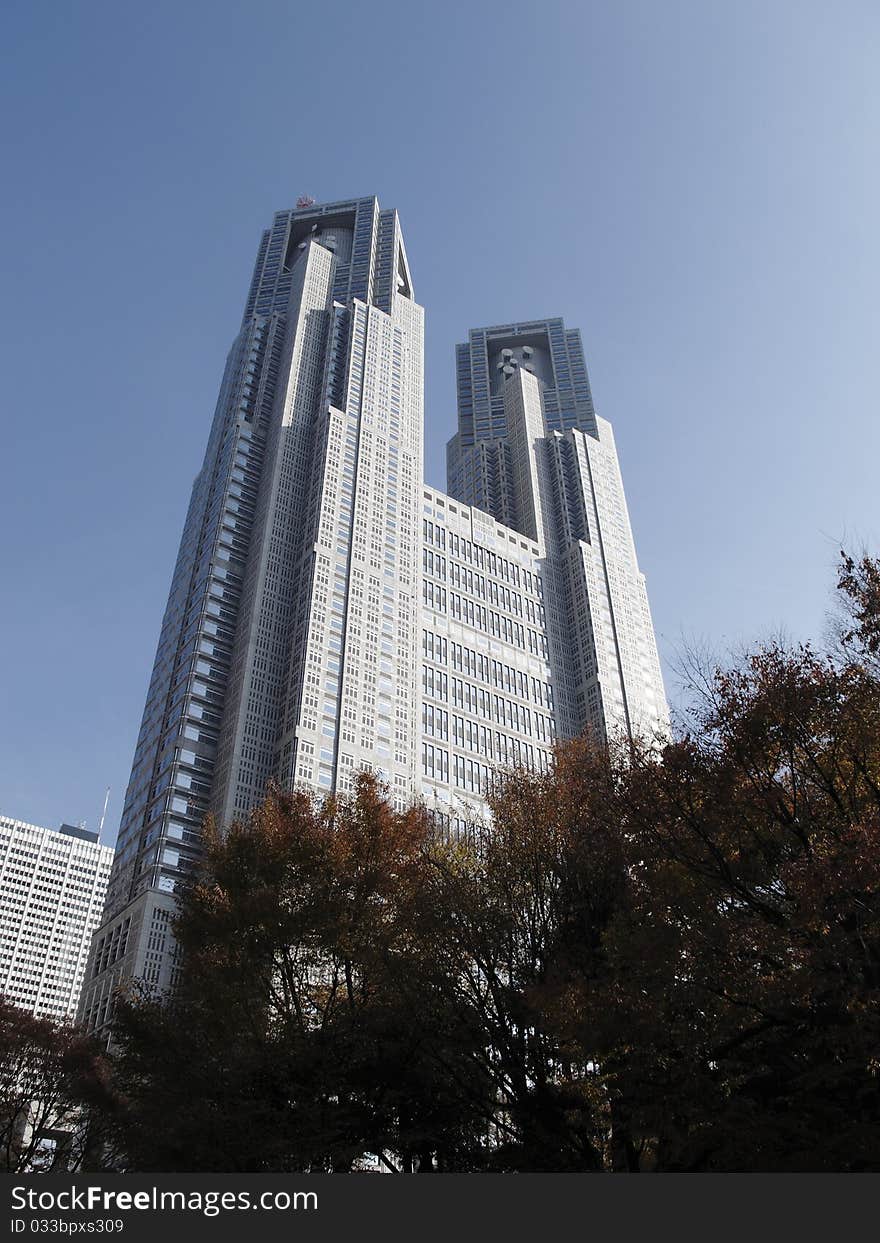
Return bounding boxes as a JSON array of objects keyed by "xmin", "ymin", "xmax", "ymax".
[{"xmin": 0, "ymin": 815, "xmax": 113, "ymax": 1020}]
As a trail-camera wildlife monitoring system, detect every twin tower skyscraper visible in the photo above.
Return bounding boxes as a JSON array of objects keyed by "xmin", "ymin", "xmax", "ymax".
[{"xmin": 80, "ymin": 196, "xmax": 668, "ymax": 1029}]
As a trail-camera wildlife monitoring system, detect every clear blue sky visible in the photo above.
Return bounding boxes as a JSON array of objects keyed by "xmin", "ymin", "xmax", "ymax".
[{"xmin": 1, "ymin": 1, "xmax": 877, "ymax": 839}]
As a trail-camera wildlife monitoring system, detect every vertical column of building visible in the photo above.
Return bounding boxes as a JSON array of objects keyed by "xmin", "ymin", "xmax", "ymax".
[
  {"xmin": 278, "ymin": 259, "xmax": 424, "ymax": 803},
  {"xmin": 79, "ymin": 222, "xmax": 296, "ymax": 1029},
  {"xmin": 383, "ymin": 284, "xmax": 424, "ymax": 799},
  {"xmin": 494, "ymin": 367, "xmax": 583, "ymax": 738},
  {"xmin": 212, "ymin": 239, "xmax": 337, "ymax": 827},
  {"xmin": 536, "ymin": 419, "xmax": 670, "ymax": 742},
  {"xmin": 501, "ymin": 368, "xmax": 557, "ymax": 550},
  {"xmin": 567, "ymin": 421, "xmax": 668, "ymax": 740},
  {"xmin": 264, "ymin": 297, "xmax": 363, "ymax": 795}
]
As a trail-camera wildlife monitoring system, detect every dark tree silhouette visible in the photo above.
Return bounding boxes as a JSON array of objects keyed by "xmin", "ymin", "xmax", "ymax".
[{"xmin": 102, "ymin": 554, "xmax": 880, "ymax": 1171}]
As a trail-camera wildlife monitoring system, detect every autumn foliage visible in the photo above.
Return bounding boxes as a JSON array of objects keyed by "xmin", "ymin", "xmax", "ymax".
[
  {"xmin": 103, "ymin": 555, "xmax": 880, "ymax": 1171},
  {"xmin": 0, "ymin": 998, "xmax": 113, "ymax": 1172}
]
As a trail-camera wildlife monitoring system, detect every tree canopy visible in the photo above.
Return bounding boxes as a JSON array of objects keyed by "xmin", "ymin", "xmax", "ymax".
[
  {"xmin": 0, "ymin": 998, "xmax": 113, "ymax": 1172},
  {"xmin": 101, "ymin": 554, "xmax": 880, "ymax": 1171}
]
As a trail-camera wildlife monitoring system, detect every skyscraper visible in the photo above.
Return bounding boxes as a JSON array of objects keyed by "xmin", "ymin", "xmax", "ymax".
[
  {"xmin": 80, "ymin": 197, "xmax": 666, "ymax": 1030},
  {"xmin": 445, "ymin": 319, "xmax": 668, "ymax": 745},
  {"xmin": 0, "ymin": 815, "xmax": 114, "ymax": 1020}
]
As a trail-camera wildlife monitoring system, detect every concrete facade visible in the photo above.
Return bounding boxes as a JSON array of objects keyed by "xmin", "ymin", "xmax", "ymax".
[{"xmin": 0, "ymin": 816, "xmax": 113, "ymax": 1020}]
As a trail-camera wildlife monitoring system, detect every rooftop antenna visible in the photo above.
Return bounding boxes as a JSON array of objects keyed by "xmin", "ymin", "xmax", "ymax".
[{"xmin": 97, "ymin": 787, "xmax": 110, "ymax": 843}]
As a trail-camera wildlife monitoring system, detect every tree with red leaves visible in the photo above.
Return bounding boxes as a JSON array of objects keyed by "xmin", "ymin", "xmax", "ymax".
[{"xmin": 0, "ymin": 998, "xmax": 113, "ymax": 1172}]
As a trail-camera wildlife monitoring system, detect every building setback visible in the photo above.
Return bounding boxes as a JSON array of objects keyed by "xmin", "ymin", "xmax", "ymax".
[
  {"xmin": 0, "ymin": 816, "xmax": 114, "ymax": 1020},
  {"xmin": 80, "ymin": 197, "xmax": 667, "ymax": 1030}
]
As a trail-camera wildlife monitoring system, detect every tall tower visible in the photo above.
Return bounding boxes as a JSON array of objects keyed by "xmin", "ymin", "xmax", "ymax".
[
  {"xmin": 445, "ymin": 320, "xmax": 668, "ymax": 747},
  {"xmin": 80, "ymin": 198, "xmax": 423, "ymax": 1029},
  {"xmin": 80, "ymin": 203, "xmax": 667, "ymax": 1030}
]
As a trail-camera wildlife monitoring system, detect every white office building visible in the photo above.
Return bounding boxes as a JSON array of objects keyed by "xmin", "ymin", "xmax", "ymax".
[
  {"xmin": 80, "ymin": 197, "xmax": 667, "ymax": 1029},
  {"xmin": 0, "ymin": 816, "xmax": 113, "ymax": 1020}
]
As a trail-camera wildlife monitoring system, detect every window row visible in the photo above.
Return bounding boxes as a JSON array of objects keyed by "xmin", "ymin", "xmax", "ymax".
[{"xmin": 422, "ymin": 666, "xmax": 555, "ymax": 724}]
